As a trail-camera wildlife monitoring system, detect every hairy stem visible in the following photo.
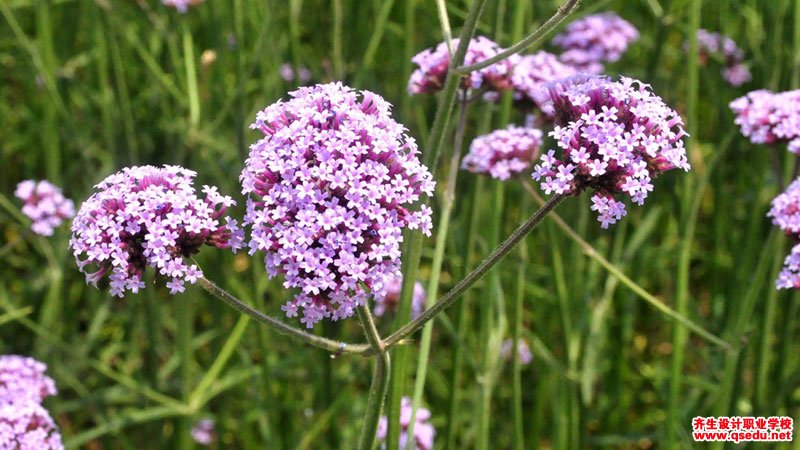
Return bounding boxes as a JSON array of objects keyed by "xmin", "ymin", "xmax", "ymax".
[
  {"xmin": 382, "ymin": 194, "xmax": 567, "ymax": 349},
  {"xmin": 453, "ymin": 0, "xmax": 581, "ymax": 74},
  {"xmin": 356, "ymin": 304, "xmax": 390, "ymax": 450},
  {"xmin": 197, "ymin": 277, "xmax": 371, "ymax": 355}
]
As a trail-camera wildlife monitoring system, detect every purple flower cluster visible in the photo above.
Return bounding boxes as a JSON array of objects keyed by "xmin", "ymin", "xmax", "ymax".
[
  {"xmin": 500, "ymin": 338, "xmax": 533, "ymax": 365},
  {"xmin": 532, "ymin": 75, "xmax": 690, "ymax": 228},
  {"xmin": 0, "ymin": 401, "xmax": 64, "ymax": 450},
  {"xmin": 69, "ymin": 165, "xmax": 244, "ymax": 298},
  {"xmin": 408, "ymin": 36, "xmax": 518, "ymax": 94},
  {"xmin": 776, "ymin": 245, "xmax": 800, "ymax": 289},
  {"xmin": 191, "ymin": 419, "xmax": 215, "ymax": 446},
  {"xmin": 162, "ymin": 0, "xmax": 203, "ymax": 13},
  {"xmin": 377, "ymin": 397, "xmax": 435, "ymax": 450},
  {"xmin": 693, "ymin": 29, "xmax": 751, "ymax": 86},
  {"xmin": 552, "ymin": 13, "xmax": 639, "ymax": 74},
  {"xmin": 768, "ymin": 178, "xmax": 800, "ymax": 289},
  {"xmin": 462, "ymin": 126, "xmax": 543, "ymax": 180},
  {"xmin": 14, "ymin": 180, "xmax": 75, "ymax": 236},
  {"xmin": 373, "ymin": 274, "xmax": 427, "ymax": 319},
  {"xmin": 768, "ymin": 178, "xmax": 800, "ymax": 237},
  {"xmin": 242, "ymin": 83, "xmax": 435, "ymax": 327},
  {"xmin": 730, "ymin": 89, "xmax": 800, "ymax": 153},
  {"xmin": 0, "ymin": 355, "xmax": 57, "ymax": 404},
  {"xmin": 279, "ymin": 63, "xmax": 312, "ymax": 85},
  {"xmin": 509, "ymin": 51, "xmax": 577, "ymax": 116},
  {"xmin": 0, "ymin": 356, "xmax": 62, "ymax": 450}
]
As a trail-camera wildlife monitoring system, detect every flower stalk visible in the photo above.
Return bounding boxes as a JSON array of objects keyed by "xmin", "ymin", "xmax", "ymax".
[
  {"xmin": 356, "ymin": 304, "xmax": 390, "ymax": 450},
  {"xmin": 453, "ymin": 0, "xmax": 581, "ymax": 75},
  {"xmin": 383, "ymin": 193, "xmax": 567, "ymax": 349},
  {"xmin": 197, "ymin": 277, "xmax": 372, "ymax": 355}
]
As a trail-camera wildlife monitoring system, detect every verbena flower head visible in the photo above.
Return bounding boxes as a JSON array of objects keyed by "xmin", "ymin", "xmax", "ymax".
[
  {"xmin": 69, "ymin": 165, "xmax": 244, "ymax": 298},
  {"xmin": 14, "ymin": 180, "xmax": 74, "ymax": 236},
  {"xmin": 508, "ymin": 51, "xmax": 577, "ymax": 116},
  {"xmin": 373, "ymin": 274, "xmax": 427, "ymax": 319},
  {"xmin": 0, "ymin": 356, "xmax": 56, "ymax": 404},
  {"xmin": 552, "ymin": 13, "xmax": 639, "ymax": 74},
  {"xmin": 191, "ymin": 419, "xmax": 215, "ymax": 446},
  {"xmin": 777, "ymin": 244, "xmax": 800, "ymax": 289},
  {"xmin": 730, "ymin": 89, "xmax": 800, "ymax": 153},
  {"xmin": 462, "ymin": 126, "xmax": 543, "ymax": 180},
  {"xmin": 0, "ymin": 400, "xmax": 64, "ymax": 450},
  {"xmin": 162, "ymin": 0, "xmax": 203, "ymax": 13},
  {"xmin": 377, "ymin": 396, "xmax": 435, "ymax": 450},
  {"xmin": 500, "ymin": 338, "xmax": 533, "ymax": 365},
  {"xmin": 242, "ymin": 82, "xmax": 435, "ymax": 328},
  {"xmin": 768, "ymin": 178, "xmax": 800, "ymax": 238},
  {"xmin": 408, "ymin": 36, "xmax": 518, "ymax": 94},
  {"xmin": 532, "ymin": 75, "xmax": 690, "ymax": 228},
  {"xmin": 691, "ymin": 29, "xmax": 751, "ymax": 87},
  {"xmin": 768, "ymin": 179, "xmax": 800, "ymax": 289}
]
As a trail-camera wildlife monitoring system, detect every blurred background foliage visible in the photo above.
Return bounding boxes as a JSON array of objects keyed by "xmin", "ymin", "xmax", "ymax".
[{"xmin": 0, "ymin": 0, "xmax": 798, "ymax": 448}]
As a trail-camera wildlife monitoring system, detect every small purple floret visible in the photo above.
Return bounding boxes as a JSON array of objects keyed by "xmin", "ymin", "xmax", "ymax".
[
  {"xmin": 162, "ymin": 0, "xmax": 203, "ymax": 13},
  {"xmin": 373, "ymin": 274, "xmax": 427, "ymax": 319},
  {"xmin": 191, "ymin": 418, "xmax": 215, "ymax": 446},
  {"xmin": 692, "ymin": 29, "xmax": 751, "ymax": 87},
  {"xmin": 500, "ymin": 338, "xmax": 533, "ymax": 365},
  {"xmin": 69, "ymin": 165, "xmax": 244, "ymax": 298},
  {"xmin": 532, "ymin": 75, "xmax": 690, "ymax": 228},
  {"xmin": 14, "ymin": 180, "xmax": 74, "ymax": 236},
  {"xmin": 241, "ymin": 82, "xmax": 435, "ymax": 328},
  {"xmin": 377, "ymin": 396, "xmax": 435, "ymax": 450},
  {"xmin": 552, "ymin": 12, "xmax": 639, "ymax": 74}
]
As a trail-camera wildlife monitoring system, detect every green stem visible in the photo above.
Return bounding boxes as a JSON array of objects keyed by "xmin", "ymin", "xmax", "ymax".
[
  {"xmin": 182, "ymin": 23, "xmax": 200, "ymax": 128},
  {"xmin": 511, "ymin": 199, "xmax": 528, "ymax": 450},
  {"xmin": 356, "ymin": 305, "xmax": 390, "ymax": 450},
  {"xmin": 383, "ymin": 194, "xmax": 567, "ymax": 349},
  {"xmin": 477, "ymin": 181, "xmax": 505, "ymax": 450},
  {"xmin": 667, "ymin": 0, "xmax": 701, "ymax": 446},
  {"xmin": 453, "ymin": 0, "xmax": 581, "ymax": 75},
  {"xmin": 406, "ymin": 93, "xmax": 470, "ymax": 450},
  {"xmin": 332, "ymin": 0, "xmax": 344, "ymax": 80},
  {"xmin": 445, "ymin": 178, "xmax": 482, "ymax": 450},
  {"xmin": 435, "ymin": 0, "xmax": 453, "ymax": 52},
  {"xmin": 386, "ymin": 1, "xmax": 489, "ymax": 447},
  {"xmin": 197, "ymin": 277, "xmax": 371, "ymax": 355},
  {"xmin": 423, "ymin": 0, "xmax": 488, "ymax": 171},
  {"xmin": 177, "ymin": 295, "xmax": 194, "ymax": 450}
]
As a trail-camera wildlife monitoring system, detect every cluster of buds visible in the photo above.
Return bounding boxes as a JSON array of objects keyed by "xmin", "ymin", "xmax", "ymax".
[
  {"xmin": 693, "ymin": 29, "xmax": 751, "ymax": 86},
  {"xmin": 14, "ymin": 180, "xmax": 74, "ymax": 236},
  {"xmin": 551, "ymin": 13, "xmax": 639, "ymax": 74},
  {"xmin": 462, "ymin": 126, "xmax": 543, "ymax": 180}
]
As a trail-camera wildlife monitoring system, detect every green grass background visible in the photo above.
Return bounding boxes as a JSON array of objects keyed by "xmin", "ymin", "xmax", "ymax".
[{"xmin": 1, "ymin": 0, "xmax": 799, "ymax": 448}]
